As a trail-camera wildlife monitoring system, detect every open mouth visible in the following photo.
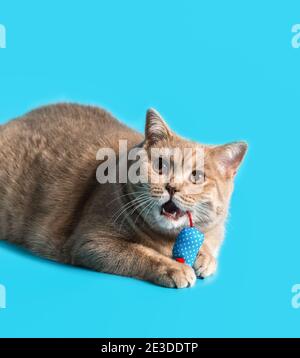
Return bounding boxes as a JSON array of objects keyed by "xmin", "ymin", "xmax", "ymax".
[{"xmin": 161, "ymin": 200, "xmax": 186, "ymax": 220}]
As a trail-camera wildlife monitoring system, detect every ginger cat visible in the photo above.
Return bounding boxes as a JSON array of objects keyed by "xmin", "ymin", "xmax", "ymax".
[{"xmin": 0, "ymin": 104, "xmax": 247, "ymax": 288}]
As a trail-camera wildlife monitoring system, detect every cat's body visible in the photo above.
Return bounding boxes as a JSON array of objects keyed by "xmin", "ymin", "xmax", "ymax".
[{"xmin": 0, "ymin": 103, "xmax": 247, "ymax": 288}]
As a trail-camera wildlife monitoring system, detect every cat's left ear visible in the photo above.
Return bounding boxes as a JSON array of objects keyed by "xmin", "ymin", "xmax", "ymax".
[
  {"xmin": 213, "ymin": 141, "xmax": 248, "ymax": 178},
  {"xmin": 145, "ymin": 108, "xmax": 172, "ymax": 146}
]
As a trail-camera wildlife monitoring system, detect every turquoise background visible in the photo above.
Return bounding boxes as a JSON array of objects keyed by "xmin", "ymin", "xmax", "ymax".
[{"xmin": 0, "ymin": 0, "xmax": 300, "ymax": 337}]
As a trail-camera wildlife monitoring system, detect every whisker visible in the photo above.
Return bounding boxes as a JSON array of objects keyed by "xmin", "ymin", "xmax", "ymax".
[
  {"xmin": 106, "ymin": 190, "xmax": 148, "ymax": 206},
  {"xmin": 117, "ymin": 196, "xmax": 153, "ymax": 231},
  {"xmin": 133, "ymin": 198, "xmax": 156, "ymax": 225},
  {"xmin": 111, "ymin": 193, "xmax": 149, "ymax": 223},
  {"xmin": 141, "ymin": 200, "xmax": 157, "ymax": 226}
]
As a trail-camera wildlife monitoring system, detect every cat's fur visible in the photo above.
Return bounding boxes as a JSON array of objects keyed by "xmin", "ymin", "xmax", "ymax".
[{"xmin": 0, "ymin": 104, "xmax": 247, "ymax": 288}]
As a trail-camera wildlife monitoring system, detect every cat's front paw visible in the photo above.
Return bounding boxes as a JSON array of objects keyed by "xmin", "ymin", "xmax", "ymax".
[
  {"xmin": 157, "ymin": 261, "xmax": 196, "ymax": 289},
  {"xmin": 194, "ymin": 244, "xmax": 217, "ymax": 278}
]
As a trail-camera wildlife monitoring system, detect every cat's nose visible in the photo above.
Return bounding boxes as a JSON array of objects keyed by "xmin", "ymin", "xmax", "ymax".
[{"xmin": 166, "ymin": 184, "xmax": 178, "ymax": 197}]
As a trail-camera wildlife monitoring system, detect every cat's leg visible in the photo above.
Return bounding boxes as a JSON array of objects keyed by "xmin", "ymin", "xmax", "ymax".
[
  {"xmin": 193, "ymin": 224, "xmax": 223, "ymax": 278},
  {"xmin": 70, "ymin": 235, "xmax": 196, "ymax": 288},
  {"xmin": 193, "ymin": 243, "xmax": 217, "ymax": 278}
]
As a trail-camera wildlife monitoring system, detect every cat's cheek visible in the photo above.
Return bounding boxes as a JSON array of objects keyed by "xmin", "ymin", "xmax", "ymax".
[{"xmin": 216, "ymin": 206, "xmax": 224, "ymax": 215}]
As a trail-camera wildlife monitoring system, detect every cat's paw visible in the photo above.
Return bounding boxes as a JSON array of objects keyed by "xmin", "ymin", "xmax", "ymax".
[
  {"xmin": 157, "ymin": 261, "xmax": 196, "ymax": 289},
  {"xmin": 194, "ymin": 244, "xmax": 217, "ymax": 278}
]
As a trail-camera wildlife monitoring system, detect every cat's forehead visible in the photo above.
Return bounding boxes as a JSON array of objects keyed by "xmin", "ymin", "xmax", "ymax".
[
  {"xmin": 159, "ymin": 138, "xmax": 218, "ymax": 173},
  {"xmin": 146, "ymin": 136, "xmax": 209, "ymax": 166},
  {"xmin": 155, "ymin": 134, "xmax": 205, "ymax": 151}
]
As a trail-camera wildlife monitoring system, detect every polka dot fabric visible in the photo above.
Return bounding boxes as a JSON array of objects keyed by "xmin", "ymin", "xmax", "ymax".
[{"xmin": 172, "ymin": 227, "xmax": 204, "ymax": 266}]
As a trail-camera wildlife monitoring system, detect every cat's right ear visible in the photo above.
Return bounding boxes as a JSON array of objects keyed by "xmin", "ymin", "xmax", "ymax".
[
  {"xmin": 145, "ymin": 108, "xmax": 172, "ymax": 146},
  {"xmin": 212, "ymin": 141, "xmax": 248, "ymax": 178}
]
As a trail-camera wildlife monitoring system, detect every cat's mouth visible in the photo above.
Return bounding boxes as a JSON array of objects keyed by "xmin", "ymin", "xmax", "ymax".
[{"xmin": 160, "ymin": 200, "xmax": 185, "ymax": 220}]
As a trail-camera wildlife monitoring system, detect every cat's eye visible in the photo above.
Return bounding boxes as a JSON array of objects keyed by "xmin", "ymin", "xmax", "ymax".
[
  {"xmin": 153, "ymin": 157, "xmax": 170, "ymax": 175},
  {"xmin": 190, "ymin": 170, "xmax": 205, "ymax": 184}
]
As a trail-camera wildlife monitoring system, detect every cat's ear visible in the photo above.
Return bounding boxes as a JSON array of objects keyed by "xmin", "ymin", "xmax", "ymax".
[
  {"xmin": 145, "ymin": 108, "xmax": 172, "ymax": 145},
  {"xmin": 213, "ymin": 141, "xmax": 248, "ymax": 178}
]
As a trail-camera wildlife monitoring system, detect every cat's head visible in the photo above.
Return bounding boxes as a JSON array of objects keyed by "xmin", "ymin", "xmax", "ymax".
[{"xmin": 127, "ymin": 108, "xmax": 247, "ymax": 235}]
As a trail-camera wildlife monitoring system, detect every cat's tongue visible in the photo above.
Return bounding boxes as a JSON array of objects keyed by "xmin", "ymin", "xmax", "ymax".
[{"xmin": 161, "ymin": 200, "xmax": 185, "ymax": 220}]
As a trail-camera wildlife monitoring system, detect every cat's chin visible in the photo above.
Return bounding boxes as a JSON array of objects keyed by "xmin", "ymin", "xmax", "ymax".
[{"xmin": 152, "ymin": 207, "xmax": 188, "ymax": 231}]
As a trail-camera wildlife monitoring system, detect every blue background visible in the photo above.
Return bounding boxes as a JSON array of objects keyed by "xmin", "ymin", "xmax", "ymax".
[{"xmin": 0, "ymin": 0, "xmax": 299, "ymax": 337}]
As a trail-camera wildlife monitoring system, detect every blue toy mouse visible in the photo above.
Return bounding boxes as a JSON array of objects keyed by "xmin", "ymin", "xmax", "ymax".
[{"xmin": 172, "ymin": 212, "xmax": 204, "ymax": 266}]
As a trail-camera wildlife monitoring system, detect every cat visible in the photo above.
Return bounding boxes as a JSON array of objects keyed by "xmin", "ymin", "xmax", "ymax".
[{"xmin": 0, "ymin": 103, "xmax": 247, "ymax": 288}]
